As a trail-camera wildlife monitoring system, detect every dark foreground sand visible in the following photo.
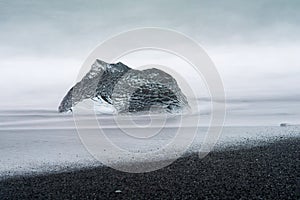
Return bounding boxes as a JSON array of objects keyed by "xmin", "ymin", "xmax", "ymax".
[{"xmin": 1, "ymin": 138, "xmax": 299, "ymax": 200}]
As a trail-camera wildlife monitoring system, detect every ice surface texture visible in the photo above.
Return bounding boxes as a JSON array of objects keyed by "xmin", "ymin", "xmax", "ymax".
[{"xmin": 58, "ymin": 60, "xmax": 189, "ymax": 113}]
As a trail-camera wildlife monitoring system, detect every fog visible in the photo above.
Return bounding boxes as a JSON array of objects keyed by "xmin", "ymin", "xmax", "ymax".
[{"xmin": 0, "ymin": 0, "xmax": 299, "ymax": 125}]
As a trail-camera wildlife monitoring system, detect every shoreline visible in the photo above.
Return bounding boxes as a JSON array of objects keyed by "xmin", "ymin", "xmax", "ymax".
[
  {"xmin": 1, "ymin": 137, "xmax": 299, "ymax": 199},
  {"xmin": 0, "ymin": 133, "xmax": 297, "ymax": 180}
]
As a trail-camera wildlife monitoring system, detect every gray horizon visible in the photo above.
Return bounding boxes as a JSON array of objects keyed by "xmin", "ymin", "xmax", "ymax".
[{"xmin": 0, "ymin": 0, "xmax": 299, "ymax": 125}]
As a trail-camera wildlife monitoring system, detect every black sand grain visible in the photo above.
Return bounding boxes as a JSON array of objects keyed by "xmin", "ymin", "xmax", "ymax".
[{"xmin": 0, "ymin": 138, "xmax": 299, "ymax": 200}]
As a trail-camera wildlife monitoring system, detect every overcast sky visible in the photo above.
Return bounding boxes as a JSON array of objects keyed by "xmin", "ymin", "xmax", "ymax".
[{"xmin": 0, "ymin": 0, "xmax": 299, "ymax": 124}]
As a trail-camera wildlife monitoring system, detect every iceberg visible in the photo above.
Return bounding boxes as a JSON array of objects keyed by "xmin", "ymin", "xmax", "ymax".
[{"xmin": 58, "ymin": 60, "xmax": 189, "ymax": 114}]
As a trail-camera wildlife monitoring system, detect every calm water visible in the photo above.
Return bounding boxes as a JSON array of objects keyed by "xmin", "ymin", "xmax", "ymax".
[{"xmin": 0, "ymin": 109, "xmax": 299, "ymax": 178}]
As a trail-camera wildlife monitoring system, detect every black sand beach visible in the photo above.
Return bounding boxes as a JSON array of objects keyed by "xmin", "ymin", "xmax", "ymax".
[{"xmin": 1, "ymin": 138, "xmax": 299, "ymax": 200}]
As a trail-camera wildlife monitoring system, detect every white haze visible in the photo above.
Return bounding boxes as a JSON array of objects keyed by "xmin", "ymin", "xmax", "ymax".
[{"xmin": 0, "ymin": 0, "xmax": 299, "ymax": 125}]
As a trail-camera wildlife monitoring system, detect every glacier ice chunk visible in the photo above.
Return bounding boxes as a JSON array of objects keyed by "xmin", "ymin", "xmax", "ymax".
[{"xmin": 58, "ymin": 60, "xmax": 189, "ymax": 114}]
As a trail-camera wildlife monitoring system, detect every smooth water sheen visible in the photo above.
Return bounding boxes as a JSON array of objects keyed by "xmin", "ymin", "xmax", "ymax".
[{"xmin": 0, "ymin": 109, "xmax": 299, "ymax": 178}]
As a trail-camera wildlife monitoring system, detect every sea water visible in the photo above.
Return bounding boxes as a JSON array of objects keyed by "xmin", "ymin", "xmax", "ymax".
[{"xmin": 0, "ymin": 109, "xmax": 299, "ymax": 178}]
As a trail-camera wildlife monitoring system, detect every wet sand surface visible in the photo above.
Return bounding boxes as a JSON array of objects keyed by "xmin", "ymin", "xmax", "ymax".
[{"xmin": 0, "ymin": 137, "xmax": 299, "ymax": 199}]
